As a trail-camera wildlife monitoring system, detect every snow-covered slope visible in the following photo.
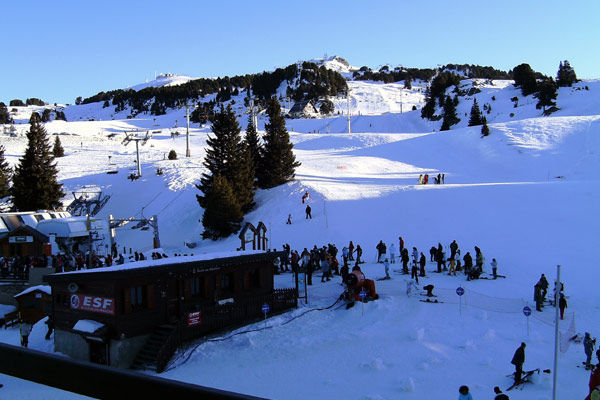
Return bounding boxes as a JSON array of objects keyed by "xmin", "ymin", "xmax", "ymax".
[{"xmin": 0, "ymin": 62, "xmax": 599, "ymax": 399}]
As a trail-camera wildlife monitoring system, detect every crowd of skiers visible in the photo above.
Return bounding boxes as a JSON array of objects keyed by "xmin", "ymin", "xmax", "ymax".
[
  {"xmin": 533, "ymin": 273, "xmax": 568, "ymax": 317},
  {"xmin": 372, "ymin": 237, "xmax": 497, "ymax": 284},
  {"xmin": 418, "ymin": 173, "xmax": 446, "ymax": 185}
]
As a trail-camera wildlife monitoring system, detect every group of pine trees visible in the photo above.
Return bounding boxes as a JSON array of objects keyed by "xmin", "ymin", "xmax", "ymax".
[
  {"xmin": 0, "ymin": 113, "xmax": 64, "ymax": 210},
  {"xmin": 197, "ymin": 97, "xmax": 299, "ymax": 239}
]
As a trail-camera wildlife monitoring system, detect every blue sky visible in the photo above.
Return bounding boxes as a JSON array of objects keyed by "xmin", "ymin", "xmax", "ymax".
[{"xmin": 1, "ymin": 0, "xmax": 598, "ymax": 104}]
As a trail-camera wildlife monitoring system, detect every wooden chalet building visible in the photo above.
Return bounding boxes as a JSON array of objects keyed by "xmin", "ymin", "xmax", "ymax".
[{"xmin": 44, "ymin": 251, "xmax": 296, "ymax": 371}]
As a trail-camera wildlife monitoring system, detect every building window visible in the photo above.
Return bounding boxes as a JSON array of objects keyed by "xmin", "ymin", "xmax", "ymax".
[
  {"xmin": 191, "ymin": 276, "xmax": 205, "ymax": 297},
  {"xmin": 220, "ymin": 273, "xmax": 234, "ymax": 292},
  {"xmin": 249, "ymin": 269, "xmax": 260, "ymax": 288},
  {"xmin": 131, "ymin": 286, "xmax": 146, "ymax": 311}
]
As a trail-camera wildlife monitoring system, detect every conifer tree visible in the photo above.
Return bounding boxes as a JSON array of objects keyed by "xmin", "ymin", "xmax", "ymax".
[
  {"xmin": 468, "ymin": 98, "xmax": 483, "ymax": 126},
  {"xmin": 404, "ymin": 76, "xmax": 412, "ymax": 90},
  {"xmin": 556, "ymin": 60, "xmax": 577, "ymax": 87},
  {"xmin": 0, "ymin": 145, "xmax": 11, "ymax": 199},
  {"xmin": 535, "ymin": 78, "xmax": 558, "ymax": 112},
  {"xmin": 29, "ymin": 112, "xmax": 40, "ymax": 124},
  {"xmin": 197, "ymin": 105, "xmax": 255, "ymax": 219},
  {"xmin": 440, "ymin": 96, "xmax": 460, "ymax": 131},
  {"xmin": 512, "ymin": 63, "xmax": 537, "ymax": 96},
  {"xmin": 201, "ymin": 175, "xmax": 243, "ymax": 240},
  {"xmin": 244, "ymin": 115, "xmax": 261, "ymax": 177},
  {"xmin": 0, "ymin": 102, "xmax": 13, "ymax": 124},
  {"xmin": 53, "ymin": 135, "xmax": 65, "ymax": 157},
  {"xmin": 257, "ymin": 97, "xmax": 300, "ymax": 188},
  {"xmin": 41, "ymin": 108, "xmax": 52, "ymax": 122},
  {"xmin": 481, "ymin": 117, "xmax": 490, "ymax": 137},
  {"xmin": 11, "ymin": 117, "xmax": 64, "ymax": 211}
]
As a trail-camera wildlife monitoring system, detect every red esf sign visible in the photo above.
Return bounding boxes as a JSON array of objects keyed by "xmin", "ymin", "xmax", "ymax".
[
  {"xmin": 70, "ymin": 294, "xmax": 115, "ymax": 315},
  {"xmin": 187, "ymin": 311, "xmax": 201, "ymax": 327}
]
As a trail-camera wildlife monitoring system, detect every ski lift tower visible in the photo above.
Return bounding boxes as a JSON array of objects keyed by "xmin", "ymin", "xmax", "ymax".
[
  {"xmin": 121, "ymin": 130, "xmax": 152, "ymax": 178},
  {"xmin": 184, "ymin": 103, "xmax": 193, "ymax": 157}
]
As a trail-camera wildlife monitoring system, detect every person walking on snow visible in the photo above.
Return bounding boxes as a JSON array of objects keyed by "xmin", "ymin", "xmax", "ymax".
[
  {"xmin": 348, "ymin": 241, "xmax": 355, "ymax": 261},
  {"xmin": 398, "ymin": 236, "xmax": 404, "ymax": 252},
  {"xmin": 538, "ymin": 274, "xmax": 549, "ymax": 302},
  {"xmin": 383, "ymin": 258, "xmax": 390, "ymax": 279},
  {"xmin": 458, "ymin": 385, "xmax": 473, "ymax": 400},
  {"xmin": 491, "ymin": 258, "xmax": 498, "ymax": 279},
  {"xmin": 511, "ymin": 342, "xmax": 526, "ymax": 384},
  {"xmin": 286, "ymin": 214, "xmax": 292, "ymax": 224},
  {"xmin": 559, "ymin": 293, "xmax": 567, "ymax": 320},
  {"xmin": 305, "ymin": 204, "xmax": 312, "ymax": 219},
  {"xmin": 419, "ymin": 252, "xmax": 427, "ymax": 277},
  {"xmin": 355, "ymin": 245, "xmax": 363, "ymax": 265},
  {"xmin": 585, "ymin": 333, "xmax": 597, "ymax": 370}
]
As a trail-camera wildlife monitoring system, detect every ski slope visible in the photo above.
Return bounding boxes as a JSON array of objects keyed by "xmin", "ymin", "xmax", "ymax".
[{"xmin": 0, "ymin": 72, "xmax": 599, "ymax": 399}]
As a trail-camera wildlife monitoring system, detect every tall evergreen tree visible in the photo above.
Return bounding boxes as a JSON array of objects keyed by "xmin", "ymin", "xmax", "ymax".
[
  {"xmin": 481, "ymin": 117, "xmax": 490, "ymax": 137},
  {"xmin": 201, "ymin": 175, "xmax": 243, "ymax": 240},
  {"xmin": 0, "ymin": 145, "xmax": 11, "ymax": 199},
  {"xmin": 440, "ymin": 96, "xmax": 460, "ymax": 131},
  {"xmin": 404, "ymin": 76, "xmax": 412, "ymax": 90},
  {"xmin": 41, "ymin": 108, "xmax": 52, "ymax": 122},
  {"xmin": 29, "ymin": 112, "xmax": 40, "ymax": 124},
  {"xmin": 556, "ymin": 60, "xmax": 577, "ymax": 87},
  {"xmin": 0, "ymin": 102, "xmax": 13, "ymax": 124},
  {"xmin": 244, "ymin": 115, "xmax": 261, "ymax": 177},
  {"xmin": 53, "ymin": 135, "xmax": 65, "ymax": 157},
  {"xmin": 257, "ymin": 97, "xmax": 300, "ymax": 188},
  {"xmin": 535, "ymin": 78, "xmax": 558, "ymax": 112},
  {"xmin": 11, "ymin": 118, "xmax": 64, "ymax": 211},
  {"xmin": 512, "ymin": 63, "xmax": 537, "ymax": 96},
  {"xmin": 468, "ymin": 98, "xmax": 483, "ymax": 126},
  {"xmin": 196, "ymin": 105, "xmax": 255, "ymax": 216}
]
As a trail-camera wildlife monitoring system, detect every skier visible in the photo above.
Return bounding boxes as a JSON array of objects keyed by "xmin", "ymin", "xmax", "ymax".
[
  {"xmin": 423, "ymin": 174, "xmax": 429, "ymax": 184},
  {"xmin": 450, "ymin": 240, "xmax": 458, "ymax": 260},
  {"xmin": 458, "ymin": 385, "xmax": 473, "ymax": 400},
  {"xmin": 429, "ymin": 246, "xmax": 437, "ymax": 262},
  {"xmin": 348, "ymin": 241, "xmax": 355, "ymax": 261},
  {"xmin": 383, "ymin": 258, "xmax": 390, "ymax": 279},
  {"xmin": 389, "ymin": 243, "xmax": 396, "ymax": 264},
  {"xmin": 585, "ymin": 333, "xmax": 597, "ymax": 370},
  {"xmin": 586, "ymin": 367, "xmax": 600, "ymax": 400},
  {"xmin": 376, "ymin": 240, "xmax": 386, "ymax": 263},
  {"xmin": 286, "ymin": 214, "xmax": 292, "ymax": 224},
  {"xmin": 401, "ymin": 247, "xmax": 410, "ymax": 274},
  {"xmin": 442, "ymin": 173, "xmax": 445, "ymax": 184},
  {"xmin": 411, "ymin": 246, "xmax": 419, "ymax": 267},
  {"xmin": 320, "ymin": 256, "xmax": 331, "ymax": 282},
  {"xmin": 474, "ymin": 246, "xmax": 484, "ymax": 273},
  {"xmin": 534, "ymin": 282, "xmax": 543, "ymax": 311},
  {"xmin": 342, "ymin": 246, "xmax": 349, "ymax": 267},
  {"xmin": 355, "ymin": 245, "xmax": 363, "ymax": 265},
  {"xmin": 559, "ymin": 293, "xmax": 567, "ymax": 320},
  {"xmin": 305, "ymin": 204, "xmax": 312, "ymax": 219},
  {"xmin": 491, "ymin": 258, "xmax": 498, "ymax": 279},
  {"xmin": 418, "ymin": 174, "xmax": 423, "ymax": 184},
  {"xmin": 411, "ymin": 256, "xmax": 419, "ymax": 284},
  {"xmin": 398, "ymin": 236, "xmax": 404, "ymax": 252},
  {"xmin": 419, "ymin": 252, "xmax": 427, "ymax": 277},
  {"xmin": 511, "ymin": 342, "xmax": 526, "ymax": 385},
  {"xmin": 448, "ymin": 257, "xmax": 456, "ymax": 276},
  {"xmin": 538, "ymin": 274, "xmax": 549, "ymax": 302},
  {"xmin": 493, "ymin": 386, "xmax": 509, "ymax": 400},
  {"xmin": 463, "ymin": 251, "xmax": 473, "ymax": 277}
]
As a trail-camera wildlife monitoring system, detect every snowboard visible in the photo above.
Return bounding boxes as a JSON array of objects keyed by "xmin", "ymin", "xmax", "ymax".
[{"xmin": 506, "ymin": 368, "xmax": 540, "ymax": 391}]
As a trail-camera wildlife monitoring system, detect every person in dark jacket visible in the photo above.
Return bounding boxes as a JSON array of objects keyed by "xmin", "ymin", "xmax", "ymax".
[
  {"xmin": 538, "ymin": 274, "xmax": 549, "ymax": 302},
  {"xmin": 305, "ymin": 205, "xmax": 312, "ymax": 219},
  {"xmin": 450, "ymin": 240, "xmax": 458, "ymax": 260},
  {"xmin": 511, "ymin": 342, "xmax": 526, "ymax": 384},
  {"xmin": 534, "ymin": 283, "xmax": 543, "ymax": 312},
  {"xmin": 376, "ymin": 241, "xmax": 386, "ymax": 263},
  {"xmin": 463, "ymin": 252, "xmax": 473, "ymax": 277},
  {"xmin": 355, "ymin": 245, "xmax": 363, "ymax": 265},
  {"xmin": 429, "ymin": 246, "xmax": 436, "ymax": 262},
  {"xmin": 559, "ymin": 293, "xmax": 567, "ymax": 320},
  {"xmin": 419, "ymin": 252, "xmax": 427, "ymax": 277},
  {"xmin": 401, "ymin": 248, "xmax": 410, "ymax": 274},
  {"xmin": 584, "ymin": 333, "xmax": 596, "ymax": 370}
]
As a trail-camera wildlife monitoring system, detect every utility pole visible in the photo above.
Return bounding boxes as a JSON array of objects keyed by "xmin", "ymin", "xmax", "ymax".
[
  {"xmin": 135, "ymin": 140, "xmax": 141, "ymax": 177},
  {"xmin": 552, "ymin": 264, "xmax": 562, "ymax": 400},
  {"xmin": 347, "ymin": 93, "xmax": 351, "ymax": 134},
  {"xmin": 185, "ymin": 104, "xmax": 191, "ymax": 157}
]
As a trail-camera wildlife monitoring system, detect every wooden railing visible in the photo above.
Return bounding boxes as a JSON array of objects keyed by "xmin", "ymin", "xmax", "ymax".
[{"xmin": 154, "ymin": 288, "xmax": 297, "ymax": 372}]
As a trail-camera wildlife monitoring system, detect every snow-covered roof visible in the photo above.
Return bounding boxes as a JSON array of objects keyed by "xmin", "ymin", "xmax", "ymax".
[
  {"xmin": 14, "ymin": 285, "xmax": 51, "ymax": 298},
  {"xmin": 53, "ymin": 250, "xmax": 271, "ymax": 276},
  {"xmin": 73, "ymin": 319, "xmax": 105, "ymax": 334},
  {"xmin": 36, "ymin": 216, "xmax": 89, "ymax": 238}
]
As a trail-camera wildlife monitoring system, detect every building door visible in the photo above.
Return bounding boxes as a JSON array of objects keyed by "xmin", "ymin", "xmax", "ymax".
[
  {"xmin": 165, "ymin": 278, "xmax": 180, "ymax": 323},
  {"xmin": 88, "ymin": 340, "xmax": 108, "ymax": 365}
]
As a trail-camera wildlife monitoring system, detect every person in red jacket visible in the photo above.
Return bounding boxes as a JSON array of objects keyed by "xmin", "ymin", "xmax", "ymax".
[{"xmin": 586, "ymin": 366, "xmax": 600, "ymax": 400}]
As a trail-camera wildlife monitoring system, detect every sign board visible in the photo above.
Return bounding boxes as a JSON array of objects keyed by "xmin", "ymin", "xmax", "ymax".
[
  {"xmin": 262, "ymin": 303, "xmax": 270, "ymax": 314},
  {"xmin": 522, "ymin": 306, "xmax": 532, "ymax": 317},
  {"xmin": 9, "ymin": 236, "xmax": 33, "ymax": 243},
  {"xmin": 70, "ymin": 294, "xmax": 115, "ymax": 315},
  {"xmin": 187, "ymin": 311, "xmax": 201, "ymax": 327},
  {"xmin": 456, "ymin": 287, "xmax": 465, "ymax": 296}
]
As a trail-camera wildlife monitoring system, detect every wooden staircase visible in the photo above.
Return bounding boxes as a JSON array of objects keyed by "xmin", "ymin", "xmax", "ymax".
[{"xmin": 130, "ymin": 324, "xmax": 177, "ymax": 372}]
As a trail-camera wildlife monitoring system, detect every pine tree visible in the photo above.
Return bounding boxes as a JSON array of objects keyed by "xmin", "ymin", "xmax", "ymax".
[
  {"xmin": 535, "ymin": 78, "xmax": 558, "ymax": 112},
  {"xmin": 29, "ymin": 112, "xmax": 40, "ymax": 124},
  {"xmin": 512, "ymin": 63, "xmax": 537, "ymax": 96},
  {"xmin": 41, "ymin": 108, "xmax": 52, "ymax": 122},
  {"xmin": 258, "ymin": 97, "xmax": 300, "ymax": 188},
  {"xmin": 201, "ymin": 175, "xmax": 243, "ymax": 240},
  {"xmin": 0, "ymin": 102, "xmax": 13, "ymax": 124},
  {"xmin": 556, "ymin": 60, "xmax": 577, "ymax": 87},
  {"xmin": 481, "ymin": 117, "xmax": 490, "ymax": 137},
  {"xmin": 404, "ymin": 76, "xmax": 412, "ymax": 90},
  {"xmin": 0, "ymin": 145, "xmax": 11, "ymax": 199},
  {"xmin": 196, "ymin": 105, "xmax": 255, "ymax": 215},
  {"xmin": 53, "ymin": 135, "xmax": 65, "ymax": 157},
  {"xmin": 440, "ymin": 96, "xmax": 460, "ymax": 131},
  {"xmin": 11, "ymin": 118, "xmax": 64, "ymax": 211},
  {"xmin": 468, "ymin": 98, "xmax": 483, "ymax": 126},
  {"xmin": 244, "ymin": 115, "xmax": 261, "ymax": 176}
]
